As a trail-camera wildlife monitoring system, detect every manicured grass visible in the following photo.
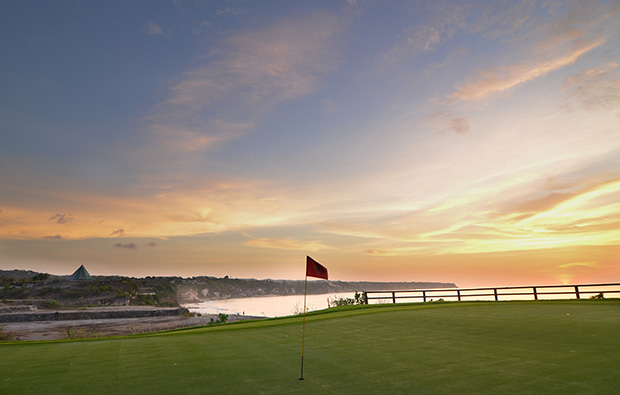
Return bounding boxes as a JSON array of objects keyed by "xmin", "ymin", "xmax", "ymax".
[{"xmin": 1, "ymin": 300, "xmax": 619, "ymax": 394}]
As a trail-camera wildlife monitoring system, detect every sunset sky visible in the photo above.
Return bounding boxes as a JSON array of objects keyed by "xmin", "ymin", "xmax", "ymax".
[{"xmin": 1, "ymin": 0, "xmax": 619, "ymax": 287}]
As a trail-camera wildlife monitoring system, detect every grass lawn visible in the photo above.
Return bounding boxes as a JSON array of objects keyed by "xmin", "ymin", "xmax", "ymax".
[{"xmin": 1, "ymin": 300, "xmax": 619, "ymax": 394}]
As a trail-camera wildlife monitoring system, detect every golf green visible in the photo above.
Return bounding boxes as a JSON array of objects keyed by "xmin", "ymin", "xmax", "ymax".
[{"xmin": 2, "ymin": 300, "xmax": 619, "ymax": 394}]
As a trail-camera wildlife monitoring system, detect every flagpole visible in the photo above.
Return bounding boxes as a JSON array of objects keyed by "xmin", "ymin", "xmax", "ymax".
[{"xmin": 299, "ymin": 273, "xmax": 308, "ymax": 380}]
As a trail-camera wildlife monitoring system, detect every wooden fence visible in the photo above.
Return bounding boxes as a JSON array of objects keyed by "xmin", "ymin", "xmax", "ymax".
[{"xmin": 363, "ymin": 282, "xmax": 620, "ymax": 304}]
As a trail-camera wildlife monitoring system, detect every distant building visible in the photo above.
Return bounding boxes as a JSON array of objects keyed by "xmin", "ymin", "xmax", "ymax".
[{"xmin": 69, "ymin": 265, "xmax": 93, "ymax": 281}]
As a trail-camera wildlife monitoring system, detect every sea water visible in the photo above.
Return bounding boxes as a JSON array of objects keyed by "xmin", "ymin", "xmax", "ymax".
[{"xmin": 184, "ymin": 292, "xmax": 355, "ymax": 318}]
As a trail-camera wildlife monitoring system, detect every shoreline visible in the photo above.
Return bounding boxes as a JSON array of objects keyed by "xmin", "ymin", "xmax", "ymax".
[{"xmin": 0, "ymin": 306, "xmax": 264, "ymax": 341}]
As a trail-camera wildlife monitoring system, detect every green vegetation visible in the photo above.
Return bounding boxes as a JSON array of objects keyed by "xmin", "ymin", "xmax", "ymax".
[
  {"xmin": 209, "ymin": 312, "xmax": 229, "ymax": 325},
  {"xmin": 1, "ymin": 300, "xmax": 618, "ymax": 394},
  {"xmin": 328, "ymin": 291, "xmax": 367, "ymax": 307}
]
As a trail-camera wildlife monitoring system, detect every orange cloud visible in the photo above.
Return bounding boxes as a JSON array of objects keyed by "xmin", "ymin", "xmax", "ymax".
[{"xmin": 450, "ymin": 39, "xmax": 603, "ymax": 100}]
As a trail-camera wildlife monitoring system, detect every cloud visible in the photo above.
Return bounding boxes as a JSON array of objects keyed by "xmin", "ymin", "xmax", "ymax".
[
  {"xmin": 244, "ymin": 237, "xmax": 326, "ymax": 252},
  {"xmin": 145, "ymin": 21, "xmax": 170, "ymax": 38},
  {"xmin": 145, "ymin": 11, "xmax": 342, "ymax": 152},
  {"xmin": 467, "ymin": 0, "xmax": 538, "ymax": 39},
  {"xmin": 50, "ymin": 213, "xmax": 73, "ymax": 224},
  {"xmin": 450, "ymin": 39, "xmax": 603, "ymax": 101},
  {"xmin": 113, "ymin": 242, "xmax": 137, "ymax": 250},
  {"xmin": 375, "ymin": 4, "xmax": 468, "ymax": 68},
  {"xmin": 430, "ymin": 111, "xmax": 472, "ymax": 135},
  {"xmin": 563, "ymin": 62, "xmax": 620, "ymax": 111},
  {"xmin": 146, "ymin": 242, "xmax": 158, "ymax": 247},
  {"xmin": 192, "ymin": 21, "xmax": 210, "ymax": 35},
  {"xmin": 216, "ymin": 7, "xmax": 249, "ymax": 16},
  {"xmin": 449, "ymin": 1, "xmax": 620, "ymax": 102},
  {"xmin": 513, "ymin": 192, "xmax": 577, "ymax": 215},
  {"xmin": 557, "ymin": 261, "xmax": 598, "ymax": 269},
  {"xmin": 44, "ymin": 234, "xmax": 63, "ymax": 240},
  {"xmin": 323, "ymin": 99, "xmax": 336, "ymax": 114},
  {"xmin": 449, "ymin": 117, "xmax": 471, "ymax": 135},
  {"xmin": 109, "ymin": 228, "xmax": 125, "ymax": 237}
]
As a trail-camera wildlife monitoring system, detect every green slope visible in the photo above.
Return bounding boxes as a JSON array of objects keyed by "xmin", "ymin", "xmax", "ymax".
[{"xmin": 2, "ymin": 300, "xmax": 619, "ymax": 394}]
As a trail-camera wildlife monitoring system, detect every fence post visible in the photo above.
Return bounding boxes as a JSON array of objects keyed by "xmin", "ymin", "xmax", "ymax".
[
  {"xmin": 423, "ymin": 290, "xmax": 426, "ymax": 302},
  {"xmin": 392, "ymin": 291, "xmax": 396, "ymax": 304},
  {"xmin": 533, "ymin": 287, "xmax": 538, "ymax": 300},
  {"xmin": 457, "ymin": 289, "xmax": 461, "ymax": 301},
  {"xmin": 494, "ymin": 288, "xmax": 498, "ymax": 301},
  {"xmin": 363, "ymin": 291, "xmax": 368, "ymax": 305},
  {"xmin": 575, "ymin": 286, "xmax": 580, "ymax": 299}
]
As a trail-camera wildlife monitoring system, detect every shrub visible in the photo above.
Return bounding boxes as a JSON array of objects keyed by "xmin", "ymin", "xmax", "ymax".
[
  {"xmin": 328, "ymin": 292, "xmax": 367, "ymax": 307},
  {"xmin": 208, "ymin": 313, "xmax": 229, "ymax": 325}
]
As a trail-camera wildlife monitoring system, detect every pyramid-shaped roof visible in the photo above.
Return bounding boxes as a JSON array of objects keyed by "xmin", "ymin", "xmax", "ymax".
[{"xmin": 69, "ymin": 265, "xmax": 93, "ymax": 281}]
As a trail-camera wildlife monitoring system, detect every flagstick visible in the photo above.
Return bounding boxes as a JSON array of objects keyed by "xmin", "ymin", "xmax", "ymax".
[{"xmin": 299, "ymin": 273, "xmax": 308, "ymax": 380}]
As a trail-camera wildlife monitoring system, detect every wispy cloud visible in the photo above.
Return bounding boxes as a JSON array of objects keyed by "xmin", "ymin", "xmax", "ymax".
[
  {"xmin": 50, "ymin": 213, "xmax": 73, "ymax": 224},
  {"xmin": 467, "ymin": 0, "xmax": 538, "ymax": 39},
  {"xmin": 113, "ymin": 242, "xmax": 137, "ymax": 249},
  {"xmin": 450, "ymin": 39, "xmax": 603, "ymax": 101},
  {"xmin": 563, "ymin": 62, "xmax": 620, "ymax": 111},
  {"xmin": 145, "ymin": 21, "xmax": 170, "ymax": 38},
  {"xmin": 427, "ymin": 111, "xmax": 472, "ymax": 135},
  {"xmin": 558, "ymin": 261, "xmax": 598, "ymax": 269},
  {"xmin": 145, "ymin": 11, "xmax": 342, "ymax": 152},
  {"xmin": 375, "ymin": 3, "xmax": 468, "ymax": 68},
  {"xmin": 244, "ymin": 237, "xmax": 327, "ymax": 252},
  {"xmin": 449, "ymin": 1, "xmax": 619, "ymax": 101},
  {"xmin": 110, "ymin": 228, "xmax": 125, "ymax": 237},
  {"xmin": 216, "ymin": 7, "xmax": 249, "ymax": 16}
]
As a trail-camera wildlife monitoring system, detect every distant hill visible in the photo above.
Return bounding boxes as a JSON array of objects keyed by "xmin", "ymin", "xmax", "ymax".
[
  {"xmin": 1, "ymin": 269, "xmax": 456, "ymax": 307},
  {"xmin": 177, "ymin": 277, "xmax": 457, "ymax": 303}
]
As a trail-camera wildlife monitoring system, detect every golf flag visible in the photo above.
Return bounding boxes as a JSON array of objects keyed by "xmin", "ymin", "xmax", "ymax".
[
  {"xmin": 300, "ymin": 256, "xmax": 328, "ymax": 380},
  {"xmin": 306, "ymin": 256, "xmax": 328, "ymax": 280}
]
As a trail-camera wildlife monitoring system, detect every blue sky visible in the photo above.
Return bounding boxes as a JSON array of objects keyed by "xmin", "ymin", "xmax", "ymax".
[{"xmin": 1, "ymin": 1, "xmax": 619, "ymax": 286}]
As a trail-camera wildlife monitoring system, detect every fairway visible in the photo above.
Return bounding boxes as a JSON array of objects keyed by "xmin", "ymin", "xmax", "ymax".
[{"xmin": 2, "ymin": 300, "xmax": 619, "ymax": 394}]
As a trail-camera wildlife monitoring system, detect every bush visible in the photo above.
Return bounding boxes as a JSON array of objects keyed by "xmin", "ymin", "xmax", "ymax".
[
  {"xmin": 208, "ymin": 313, "xmax": 229, "ymax": 325},
  {"xmin": 328, "ymin": 292, "xmax": 367, "ymax": 307}
]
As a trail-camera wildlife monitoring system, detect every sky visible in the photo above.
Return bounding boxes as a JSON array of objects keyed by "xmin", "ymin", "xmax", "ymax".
[{"xmin": 1, "ymin": 0, "xmax": 619, "ymax": 287}]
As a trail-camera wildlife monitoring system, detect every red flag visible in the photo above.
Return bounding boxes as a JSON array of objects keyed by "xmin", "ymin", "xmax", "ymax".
[{"xmin": 306, "ymin": 256, "xmax": 328, "ymax": 280}]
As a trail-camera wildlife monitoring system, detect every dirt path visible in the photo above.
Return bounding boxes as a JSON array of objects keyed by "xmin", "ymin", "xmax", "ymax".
[{"xmin": 1, "ymin": 313, "xmax": 264, "ymax": 341}]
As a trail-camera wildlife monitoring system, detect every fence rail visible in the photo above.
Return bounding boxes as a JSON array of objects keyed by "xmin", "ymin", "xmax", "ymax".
[{"xmin": 363, "ymin": 282, "xmax": 620, "ymax": 304}]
